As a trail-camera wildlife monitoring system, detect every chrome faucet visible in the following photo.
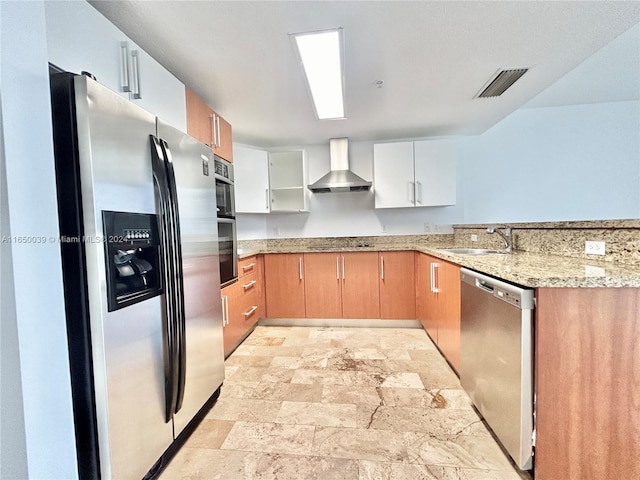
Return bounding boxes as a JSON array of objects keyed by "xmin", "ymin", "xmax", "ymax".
[{"xmin": 487, "ymin": 226, "xmax": 513, "ymax": 253}]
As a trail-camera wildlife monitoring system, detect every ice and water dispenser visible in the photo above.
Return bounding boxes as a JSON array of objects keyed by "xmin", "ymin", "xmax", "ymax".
[{"xmin": 103, "ymin": 211, "xmax": 162, "ymax": 311}]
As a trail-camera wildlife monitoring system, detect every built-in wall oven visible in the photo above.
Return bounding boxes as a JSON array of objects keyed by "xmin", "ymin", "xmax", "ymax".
[{"xmin": 214, "ymin": 157, "xmax": 237, "ymax": 286}]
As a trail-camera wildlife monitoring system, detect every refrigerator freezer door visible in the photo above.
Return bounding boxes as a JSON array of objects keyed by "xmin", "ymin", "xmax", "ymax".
[
  {"xmin": 157, "ymin": 120, "xmax": 225, "ymax": 436},
  {"xmin": 73, "ymin": 76, "xmax": 174, "ymax": 479}
]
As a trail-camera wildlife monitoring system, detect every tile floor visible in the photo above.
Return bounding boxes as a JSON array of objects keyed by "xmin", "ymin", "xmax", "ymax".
[{"xmin": 160, "ymin": 326, "xmax": 526, "ymax": 479}]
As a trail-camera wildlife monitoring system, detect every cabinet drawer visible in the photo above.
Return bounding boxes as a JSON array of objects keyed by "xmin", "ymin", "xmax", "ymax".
[
  {"xmin": 237, "ymin": 270, "xmax": 259, "ymax": 293},
  {"xmin": 238, "ymin": 256, "xmax": 259, "ymax": 276}
]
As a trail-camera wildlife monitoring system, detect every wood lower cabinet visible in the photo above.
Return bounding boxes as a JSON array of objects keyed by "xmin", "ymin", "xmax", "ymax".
[
  {"xmin": 222, "ymin": 255, "xmax": 263, "ymax": 356},
  {"xmin": 379, "ymin": 251, "xmax": 416, "ymax": 319},
  {"xmin": 304, "ymin": 253, "xmax": 343, "ymax": 318},
  {"xmin": 303, "ymin": 252, "xmax": 380, "ymax": 319},
  {"xmin": 264, "ymin": 254, "xmax": 306, "ymax": 318},
  {"xmin": 415, "ymin": 252, "xmax": 460, "ymax": 371},
  {"xmin": 535, "ymin": 287, "xmax": 640, "ymax": 480},
  {"xmin": 341, "ymin": 252, "xmax": 380, "ymax": 319}
]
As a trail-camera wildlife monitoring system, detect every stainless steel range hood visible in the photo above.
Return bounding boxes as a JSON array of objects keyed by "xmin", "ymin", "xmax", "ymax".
[{"xmin": 307, "ymin": 138, "xmax": 372, "ymax": 193}]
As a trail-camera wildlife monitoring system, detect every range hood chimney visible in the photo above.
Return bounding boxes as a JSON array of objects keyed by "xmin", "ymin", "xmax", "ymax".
[{"xmin": 307, "ymin": 138, "xmax": 372, "ymax": 193}]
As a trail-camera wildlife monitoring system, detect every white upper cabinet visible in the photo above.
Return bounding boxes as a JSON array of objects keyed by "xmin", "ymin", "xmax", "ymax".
[
  {"xmin": 233, "ymin": 145, "xmax": 270, "ymax": 213},
  {"xmin": 44, "ymin": 1, "xmax": 186, "ymax": 132},
  {"xmin": 373, "ymin": 139, "xmax": 456, "ymax": 208},
  {"xmin": 414, "ymin": 139, "xmax": 456, "ymax": 207},
  {"xmin": 269, "ymin": 151, "xmax": 308, "ymax": 212},
  {"xmin": 373, "ymin": 142, "xmax": 415, "ymax": 208}
]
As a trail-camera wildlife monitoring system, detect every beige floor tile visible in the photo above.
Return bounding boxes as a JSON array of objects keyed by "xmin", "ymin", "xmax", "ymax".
[
  {"xmin": 206, "ymin": 398, "xmax": 282, "ymax": 422},
  {"xmin": 241, "ymin": 336, "xmax": 286, "ymax": 346},
  {"xmin": 312, "ymin": 426, "xmax": 409, "ymax": 462},
  {"xmin": 356, "ymin": 405, "xmax": 490, "ymax": 436},
  {"xmin": 275, "ymin": 400, "xmax": 357, "ymax": 428},
  {"xmin": 321, "ymin": 385, "xmax": 384, "ymax": 406},
  {"xmin": 159, "ymin": 448, "xmax": 259, "ymax": 480},
  {"xmin": 358, "ymin": 460, "xmax": 523, "ymax": 480},
  {"xmin": 224, "ymin": 355, "xmax": 275, "ymax": 368},
  {"xmin": 281, "ymin": 336, "xmax": 334, "ymax": 347},
  {"xmin": 353, "ymin": 348, "xmax": 412, "ymax": 360},
  {"xmin": 380, "ymin": 372, "xmax": 425, "ymax": 389},
  {"xmin": 270, "ymin": 355, "xmax": 328, "ymax": 369},
  {"xmin": 183, "ymin": 419, "xmax": 235, "ymax": 449},
  {"xmin": 404, "ymin": 432, "xmax": 516, "ymax": 471},
  {"xmin": 221, "ymin": 421, "xmax": 315, "ymax": 456},
  {"xmin": 225, "ymin": 366, "xmax": 295, "ymax": 384},
  {"xmin": 254, "ymin": 453, "xmax": 358, "ymax": 480},
  {"xmin": 291, "ymin": 368, "xmax": 384, "ymax": 387},
  {"xmin": 379, "ymin": 387, "xmax": 472, "ymax": 410},
  {"xmin": 234, "ymin": 382, "xmax": 324, "ymax": 403},
  {"xmin": 231, "ymin": 345, "xmax": 305, "ymax": 357}
]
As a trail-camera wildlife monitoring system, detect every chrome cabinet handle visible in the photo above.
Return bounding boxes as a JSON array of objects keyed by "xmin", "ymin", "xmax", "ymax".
[
  {"xmin": 380, "ymin": 255, "xmax": 385, "ymax": 280},
  {"xmin": 265, "ymin": 189, "xmax": 270, "ymax": 210},
  {"xmin": 342, "ymin": 256, "xmax": 345, "ymax": 280},
  {"xmin": 131, "ymin": 50, "xmax": 141, "ymax": 99},
  {"xmin": 216, "ymin": 115, "xmax": 221, "ymax": 147},
  {"xmin": 407, "ymin": 181, "xmax": 413, "ymax": 204},
  {"xmin": 242, "ymin": 263, "xmax": 256, "ymax": 272},
  {"xmin": 416, "ymin": 181, "xmax": 422, "ymax": 204},
  {"xmin": 120, "ymin": 41, "xmax": 131, "ymax": 92},
  {"xmin": 221, "ymin": 294, "xmax": 228, "ymax": 326},
  {"xmin": 299, "ymin": 256, "xmax": 303, "ymax": 280},
  {"xmin": 431, "ymin": 262, "xmax": 440, "ymax": 293},
  {"xmin": 243, "ymin": 305, "xmax": 258, "ymax": 318},
  {"xmin": 211, "ymin": 114, "xmax": 220, "ymax": 147},
  {"xmin": 243, "ymin": 280, "xmax": 257, "ymax": 290},
  {"xmin": 336, "ymin": 256, "xmax": 340, "ymax": 280}
]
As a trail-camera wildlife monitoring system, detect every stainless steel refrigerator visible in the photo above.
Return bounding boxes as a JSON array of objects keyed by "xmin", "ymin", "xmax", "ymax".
[{"xmin": 50, "ymin": 72, "xmax": 225, "ymax": 479}]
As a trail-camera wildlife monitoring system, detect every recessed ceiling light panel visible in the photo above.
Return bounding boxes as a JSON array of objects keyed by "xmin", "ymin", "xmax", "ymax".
[{"xmin": 291, "ymin": 28, "xmax": 345, "ymax": 120}]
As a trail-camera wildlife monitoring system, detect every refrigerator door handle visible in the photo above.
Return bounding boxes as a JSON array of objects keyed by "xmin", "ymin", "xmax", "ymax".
[
  {"xmin": 150, "ymin": 135, "xmax": 179, "ymax": 422},
  {"xmin": 159, "ymin": 139, "xmax": 187, "ymax": 414}
]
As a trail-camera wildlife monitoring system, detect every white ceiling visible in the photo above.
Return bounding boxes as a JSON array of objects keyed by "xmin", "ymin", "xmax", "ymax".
[{"xmin": 89, "ymin": 1, "xmax": 640, "ymax": 148}]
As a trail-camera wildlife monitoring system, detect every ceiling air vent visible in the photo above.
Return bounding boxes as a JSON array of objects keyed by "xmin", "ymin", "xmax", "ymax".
[{"xmin": 476, "ymin": 68, "xmax": 529, "ymax": 98}]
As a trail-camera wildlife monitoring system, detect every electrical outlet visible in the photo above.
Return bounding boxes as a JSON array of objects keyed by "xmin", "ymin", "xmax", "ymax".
[
  {"xmin": 273, "ymin": 227, "xmax": 280, "ymax": 236},
  {"xmin": 585, "ymin": 240, "xmax": 606, "ymax": 255},
  {"xmin": 471, "ymin": 234, "xmax": 478, "ymax": 242}
]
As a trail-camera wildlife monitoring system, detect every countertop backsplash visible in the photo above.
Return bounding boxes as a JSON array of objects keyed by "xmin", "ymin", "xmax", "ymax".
[{"xmin": 453, "ymin": 219, "xmax": 640, "ymax": 266}]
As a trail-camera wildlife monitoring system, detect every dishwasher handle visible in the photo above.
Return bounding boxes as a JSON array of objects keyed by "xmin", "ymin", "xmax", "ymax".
[{"xmin": 475, "ymin": 278, "xmax": 495, "ymax": 294}]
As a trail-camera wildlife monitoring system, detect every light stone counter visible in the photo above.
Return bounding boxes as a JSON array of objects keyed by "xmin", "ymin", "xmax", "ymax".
[{"xmin": 237, "ymin": 235, "xmax": 640, "ymax": 288}]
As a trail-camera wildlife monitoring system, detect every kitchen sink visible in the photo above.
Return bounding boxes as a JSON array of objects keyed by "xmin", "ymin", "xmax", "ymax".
[{"xmin": 441, "ymin": 248, "xmax": 508, "ymax": 255}]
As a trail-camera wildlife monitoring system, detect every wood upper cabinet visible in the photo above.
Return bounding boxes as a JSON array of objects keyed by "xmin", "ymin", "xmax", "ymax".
[
  {"xmin": 304, "ymin": 253, "xmax": 343, "ymax": 318},
  {"xmin": 264, "ymin": 254, "xmax": 306, "ymax": 318},
  {"xmin": 379, "ymin": 251, "xmax": 416, "ymax": 319},
  {"xmin": 212, "ymin": 111, "xmax": 233, "ymax": 162},
  {"xmin": 535, "ymin": 288, "xmax": 640, "ymax": 480},
  {"xmin": 185, "ymin": 88, "xmax": 233, "ymax": 162},
  {"xmin": 341, "ymin": 252, "xmax": 380, "ymax": 319},
  {"xmin": 185, "ymin": 88, "xmax": 212, "ymax": 146}
]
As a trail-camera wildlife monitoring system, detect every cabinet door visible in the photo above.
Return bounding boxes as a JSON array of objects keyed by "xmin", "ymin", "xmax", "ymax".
[
  {"xmin": 129, "ymin": 45, "xmax": 187, "ymax": 132},
  {"xmin": 269, "ymin": 151, "xmax": 307, "ymax": 212},
  {"xmin": 304, "ymin": 253, "xmax": 342, "ymax": 318},
  {"xmin": 233, "ymin": 145, "xmax": 270, "ymax": 213},
  {"xmin": 379, "ymin": 252, "xmax": 416, "ymax": 319},
  {"xmin": 341, "ymin": 252, "xmax": 380, "ymax": 319},
  {"xmin": 414, "ymin": 139, "xmax": 456, "ymax": 207},
  {"xmin": 45, "ymin": 1, "xmax": 129, "ymax": 99},
  {"xmin": 373, "ymin": 142, "xmax": 415, "ymax": 208},
  {"xmin": 185, "ymin": 88, "xmax": 213, "ymax": 146},
  {"xmin": 212, "ymin": 111, "xmax": 233, "ymax": 162},
  {"xmin": 417, "ymin": 254, "xmax": 439, "ymax": 342},
  {"xmin": 436, "ymin": 261, "xmax": 461, "ymax": 371},
  {"xmin": 264, "ymin": 254, "xmax": 306, "ymax": 318},
  {"xmin": 222, "ymin": 283, "xmax": 240, "ymax": 356}
]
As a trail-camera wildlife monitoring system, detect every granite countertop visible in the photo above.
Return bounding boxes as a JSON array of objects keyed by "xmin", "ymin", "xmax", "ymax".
[{"xmin": 238, "ymin": 244, "xmax": 640, "ymax": 288}]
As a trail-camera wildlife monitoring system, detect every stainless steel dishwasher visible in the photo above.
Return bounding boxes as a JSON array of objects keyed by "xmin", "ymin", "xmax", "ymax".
[{"xmin": 460, "ymin": 268, "xmax": 535, "ymax": 470}]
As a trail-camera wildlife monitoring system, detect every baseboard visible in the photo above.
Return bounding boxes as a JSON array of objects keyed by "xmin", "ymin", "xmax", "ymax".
[{"xmin": 257, "ymin": 318, "xmax": 422, "ymax": 328}]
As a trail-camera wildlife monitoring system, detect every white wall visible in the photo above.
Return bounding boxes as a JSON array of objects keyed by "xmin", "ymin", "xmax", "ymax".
[
  {"xmin": 0, "ymin": 2, "xmax": 78, "ymax": 478},
  {"xmin": 458, "ymin": 100, "xmax": 640, "ymax": 223}
]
